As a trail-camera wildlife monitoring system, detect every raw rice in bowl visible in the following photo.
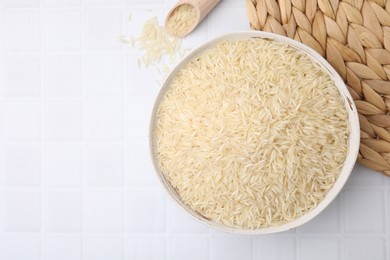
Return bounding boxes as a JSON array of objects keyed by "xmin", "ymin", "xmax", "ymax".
[{"xmin": 150, "ymin": 32, "xmax": 360, "ymax": 234}]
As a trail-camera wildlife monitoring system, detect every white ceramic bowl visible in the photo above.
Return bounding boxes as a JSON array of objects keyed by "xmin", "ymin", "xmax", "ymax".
[{"xmin": 149, "ymin": 31, "xmax": 360, "ymax": 235}]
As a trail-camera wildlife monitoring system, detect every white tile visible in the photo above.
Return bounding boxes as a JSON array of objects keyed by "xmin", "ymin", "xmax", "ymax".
[
  {"xmin": 4, "ymin": 11, "xmax": 40, "ymax": 51},
  {"xmin": 86, "ymin": 0, "xmax": 122, "ymax": 5},
  {"xmin": 44, "ymin": 191, "xmax": 82, "ymax": 232},
  {"xmin": 281, "ymin": 227, "xmax": 297, "ymax": 235},
  {"xmin": 85, "ymin": 144, "xmax": 124, "ymax": 187},
  {"xmin": 45, "ymin": 99, "xmax": 83, "ymax": 142},
  {"xmin": 85, "ymin": 190, "xmax": 124, "ymax": 232},
  {"xmin": 127, "ymin": 189, "xmax": 166, "ymax": 232},
  {"xmin": 4, "ymin": 0, "xmax": 40, "ymax": 7},
  {"xmin": 345, "ymin": 238, "xmax": 385, "ymax": 260},
  {"xmin": 254, "ymin": 237, "xmax": 295, "ymax": 260},
  {"xmin": 126, "ymin": 9, "xmax": 164, "ymax": 37},
  {"xmin": 126, "ymin": 55, "xmax": 161, "ymax": 97},
  {"xmin": 4, "ymin": 55, "xmax": 41, "ymax": 97},
  {"xmin": 164, "ymin": 0, "xmax": 177, "ymax": 6},
  {"xmin": 385, "ymin": 176, "xmax": 390, "ymax": 187},
  {"xmin": 127, "ymin": 0, "xmax": 164, "ymax": 4},
  {"xmin": 127, "ymin": 235, "xmax": 166, "ymax": 260},
  {"xmin": 388, "ymin": 239, "xmax": 390, "ymax": 259},
  {"xmin": 85, "ymin": 99, "xmax": 124, "ymax": 141},
  {"xmin": 209, "ymin": 5, "xmax": 249, "ymax": 37},
  {"xmin": 388, "ymin": 190, "xmax": 390, "ymax": 234},
  {"xmin": 3, "ymin": 144, "xmax": 41, "ymax": 187},
  {"xmin": 44, "ymin": 144, "xmax": 82, "ymax": 187},
  {"xmin": 128, "ymin": 97, "xmax": 154, "ymax": 140},
  {"xmin": 210, "ymin": 235, "xmax": 252, "ymax": 260},
  {"xmin": 344, "ymin": 190, "xmax": 385, "ymax": 233},
  {"xmin": 3, "ymin": 191, "xmax": 41, "ymax": 232},
  {"xmin": 127, "ymin": 142, "xmax": 159, "ymax": 187},
  {"xmin": 44, "ymin": 10, "xmax": 81, "ymax": 51},
  {"xmin": 181, "ymin": 17, "xmax": 207, "ymax": 50},
  {"xmin": 168, "ymin": 200, "xmax": 209, "ymax": 233},
  {"xmin": 218, "ymin": 0, "xmax": 246, "ymax": 4},
  {"xmin": 297, "ymin": 197, "xmax": 340, "ymax": 233},
  {"xmin": 44, "ymin": 0, "xmax": 80, "ymax": 6},
  {"xmin": 45, "ymin": 55, "xmax": 82, "ymax": 97},
  {"xmin": 85, "ymin": 54, "xmax": 123, "ymax": 97},
  {"xmin": 3, "ymin": 99, "xmax": 41, "ymax": 141},
  {"xmin": 209, "ymin": 227, "xmax": 227, "ymax": 234},
  {"xmin": 299, "ymin": 238, "xmax": 339, "ymax": 260},
  {"xmin": 86, "ymin": 10, "xmax": 123, "ymax": 50},
  {"xmin": 346, "ymin": 164, "xmax": 385, "ymax": 187},
  {"xmin": 169, "ymin": 235, "xmax": 209, "ymax": 260},
  {"xmin": 2, "ymin": 235, "xmax": 41, "ymax": 260},
  {"xmin": 85, "ymin": 235, "xmax": 124, "ymax": 260},
  {"xmin": 44, "ymin": 235, "xmax": 82, "ymax": 260}
]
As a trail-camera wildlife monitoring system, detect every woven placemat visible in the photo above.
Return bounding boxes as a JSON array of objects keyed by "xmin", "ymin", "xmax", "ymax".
[{"xmin": 246, "ymin": 0, "xmax": 390, "ymax": 176}]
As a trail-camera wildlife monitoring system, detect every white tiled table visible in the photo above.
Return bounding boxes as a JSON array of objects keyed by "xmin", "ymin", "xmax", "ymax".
[{"xmin": 0, "ymin": 0, "xmax": 389, "ymax": 259}]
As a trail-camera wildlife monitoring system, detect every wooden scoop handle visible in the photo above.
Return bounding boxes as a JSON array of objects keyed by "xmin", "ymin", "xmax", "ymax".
[{"xmin": 166, "ymin": 0, "xmax": 221, "ymax": 36}]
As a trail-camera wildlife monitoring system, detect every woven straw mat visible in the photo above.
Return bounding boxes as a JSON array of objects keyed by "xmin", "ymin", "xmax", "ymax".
[{"xmin": 246, "ymin": 0, "xmax": 390, "ymax": 176}]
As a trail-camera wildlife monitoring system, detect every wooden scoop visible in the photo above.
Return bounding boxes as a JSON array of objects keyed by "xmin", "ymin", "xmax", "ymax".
[{"xmin": 165, "ymin": 0, "xmax": 221, "ymax": 37}]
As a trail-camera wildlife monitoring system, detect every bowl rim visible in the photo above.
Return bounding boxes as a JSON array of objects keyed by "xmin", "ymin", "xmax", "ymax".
[{"xmin": 149, "ymin": 31, "xmax": 360, "ymax": 235}]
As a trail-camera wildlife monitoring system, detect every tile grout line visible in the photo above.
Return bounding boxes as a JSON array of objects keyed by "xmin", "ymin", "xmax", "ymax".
[
  {"xmin": 2, "ymin": 49, "xmax": 143, "ymax": 55},
  {"xmin": 121, "ymin": 1, "xmax": 128, "ymax": 258},
  {"xmin": 0, "ymin": 186, "xmax": 124, "ymax": 191},
  {"xmin": 0, "ymin": 140, "xmax": 132, "ymax": 145},
  {"xmin": 384, "ymin": 179, "xmax": 389, "ymax": 260},
  {"xmin": 295, "ymin": 228, "xmax": 300, "ymax": 260},
  {"xmin": 251, "ymin": 236, "xmax": 255, "ymax": 260},
  {"xmin": 1, "ymin": 3, "xmax": 170, "ymax": 12},
  {"xmin": 1, "ymin": 96, "xmax": 128, "ymax": 100},
  {"xmin": 40, "ymin": 0, "xmax": 46, "ymax": 258},
  {"xmin": 166, "ymin": 197, "xmax": 171, "ymax": 260},
  {"xmin": 0, "ymin": 2, "xmax": 5, "ymax": 258},
  {"xmin": 81, "ymin": 0, "xmax": 86, "ymax": 259},
  {"xmin": 339, "ymin": 191, "xmax": 346, "ymax": 260},
  {"xmin": 2, "ymin": 230, "xmax": 388, "ymax": 237},
  {"xmin": 0, "ymin": 186, "xmax": 163, "ymax": 191}
]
